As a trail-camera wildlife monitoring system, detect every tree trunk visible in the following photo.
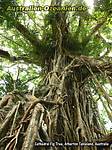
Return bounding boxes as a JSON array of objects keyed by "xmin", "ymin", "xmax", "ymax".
[
  {"xmin": 0, "ymin": 51, "xmax": 111, "ymax": 150},
  {"xmin": 41, "ymin": 52, "xmax": 107, "ymax": 150},
  {"xmin": 0, "ymin": 1, "xmax": 111, "ymax": 149}
]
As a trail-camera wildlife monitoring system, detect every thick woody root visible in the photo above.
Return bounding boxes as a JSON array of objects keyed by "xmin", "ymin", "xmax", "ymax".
[
  {"xmin": 0, "ymin": 93, "xmax": 60, "ymax": 150},
  {"xmin": 0, "ymin": 56, "xmax": 112, "ymax": 150}
]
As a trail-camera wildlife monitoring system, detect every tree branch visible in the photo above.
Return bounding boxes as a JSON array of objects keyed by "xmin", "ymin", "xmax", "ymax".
[
  {"xmin": 14, "ymin": 21, "xmax": 41, "ymax": 49},
  {"xmin": 75, "ymin": 17, "xmax": 82, "ymax": 38},
  {"xmin": 72, "ymin": 55, "xmax": 112, "ymax": 77},
  {"xmin": 96, "ymin": 33, "xmax": 112, "ymax": 58},
  {"xmin": 0, "ymin": 48, "xmax": 32, "ymax": 63},
  {"xmin": 0, "ymin": 33, "xmax": 23, "ymax": 48},
  {"xmin": 98, "ymin": 132, "xmax": 112, "ymax": 142},
  {"xmin": 0, "ymin": 49, "xmax": 14, "ymax": 61},
  {"xmin": 1, "ymin": 12, "xmax": 44, "ymax": 55},
  {"xmin": 83, "ymin": 17, "xmax": 107, "ymax": 46}
]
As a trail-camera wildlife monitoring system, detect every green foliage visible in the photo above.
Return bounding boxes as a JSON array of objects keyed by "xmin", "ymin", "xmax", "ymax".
[
  {"xmin": 0, "ymin": 0, "xmax": 15, "ymax": 27},
  {"xmin": 0, "ymin": 72, "xmax": 28, "ymax": 94},
  {"xmin": 0, "ymin": 0, "xmax": 111, "ymax": 62},
  {"xmin": 44, "ymin": 12, "xmax": 56, "ymax": 26},
  {"xmin": 94, "ymin": 0, "xmax": 112, "ymax": 14},
  {"xmin": 100, "ymin": 112, "xmax": 108, "ymax": 125},
  {"xmin": 0, "ymin": 0, "xmax": 112, "ymax": 132},
  {"xmin": 87, "ymin": 37, "xmax": 104, "ymax": 57},
  {"xmin": 0, "ymin": 0, "xmax": 111, "ymax": 61},
  {"xmin": 0, "ymin": 63, "xmax": 42, "ymax": 96}
]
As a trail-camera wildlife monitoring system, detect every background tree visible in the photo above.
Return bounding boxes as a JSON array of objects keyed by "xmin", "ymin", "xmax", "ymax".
[{"xmin": 0, "ymin": 0, "xmax": 112, "ymax": 150}]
